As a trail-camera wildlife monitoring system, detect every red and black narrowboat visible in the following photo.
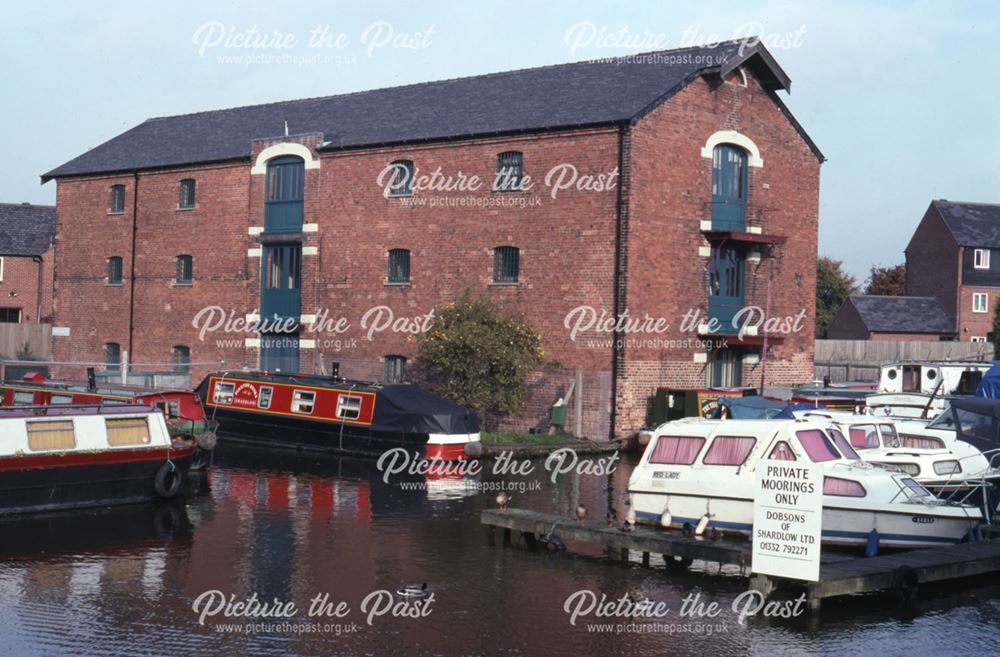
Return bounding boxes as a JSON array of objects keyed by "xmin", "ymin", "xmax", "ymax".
[
  {"xmin": 0, "ymin": 404, "xmax": 197, "ymax": 516},
  {"xmin": 196, "ymin": 371, "xmax": 481, "ymax": 460},
  {"xmin": 0, "ymin": 372, "xmax": 218, "ymax": 465}
]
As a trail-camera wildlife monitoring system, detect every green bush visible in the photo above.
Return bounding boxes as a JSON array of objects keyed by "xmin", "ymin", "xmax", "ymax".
[{"xmin": 413, "ymin": 293, "xmax": 548, "ymax": 429}]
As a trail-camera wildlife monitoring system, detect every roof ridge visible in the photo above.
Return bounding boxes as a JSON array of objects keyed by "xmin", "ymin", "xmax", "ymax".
[
  {"xmin": 144, "ymin": 40, "xmax": 745, "ymax": 123},
  {"xmin": 0, "ymin": 202, "xmax": 55, "ymax": 209},
  {"xmin": 934, "ymin": 199, "xmax": 1000, "ymax": 208}
]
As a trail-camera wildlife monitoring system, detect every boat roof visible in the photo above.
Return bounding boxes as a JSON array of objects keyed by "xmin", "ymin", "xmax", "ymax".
[
  {"xmin": 656, "ymin": 417, "xmax": 829, "ymax": 437},
  {"xmin": 204, "ymin": 370, "xmax": 383, "ymax": 393},
  {"xmin": 0, "ymin": 404, "xmax": 158, "ymax": 418}
]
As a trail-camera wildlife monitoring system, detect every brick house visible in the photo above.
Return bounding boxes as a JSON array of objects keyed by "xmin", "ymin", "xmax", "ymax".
[
  {"xmin": 42, "ymin": 41, "xmax": 822, "ymax": 439},
  {"xmin": 906, "ymin": 200, "xmax": 1000, "ymax": 343},
  {"xmin": 827, "ymin": 295, "xmax": 956, "ymax": 340},
  {"xmin": 0, "ymin": 202, "xmax": 56, "ymax": 325}
]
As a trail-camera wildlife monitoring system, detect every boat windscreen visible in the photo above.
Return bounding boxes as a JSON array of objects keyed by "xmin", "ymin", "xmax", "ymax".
[
  {"xmin": 901, "ymin": 478, "xmax": 933, "ymax": 498},
  {"xmin": 927, "ymin": 409, "xmax": 956, "ymax": 429},
  {"xmin": 796, "ymin": 429, "xmax": 841, "ymax": 463},
  {"xmin": 827, "ymin": 428, "xmax": 860, "ymax": 460}
]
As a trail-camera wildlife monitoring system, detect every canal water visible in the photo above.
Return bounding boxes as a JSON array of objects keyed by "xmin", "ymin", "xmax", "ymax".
[{"xmin": 1, "ymin": 447, "xmax": 998, "ymax": 657}]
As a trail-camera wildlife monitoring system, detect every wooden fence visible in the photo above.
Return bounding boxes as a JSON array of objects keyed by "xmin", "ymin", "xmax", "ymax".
[
  {"xmin": 814, "ymin": 339, "xmax": 994, "ymax": 382},
  {"xmin": 0, "ymin": 323, "xmax": 52, "ymax": 361}
]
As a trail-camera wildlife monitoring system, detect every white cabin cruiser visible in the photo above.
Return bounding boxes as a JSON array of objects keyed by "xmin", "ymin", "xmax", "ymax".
[
  {"xmin": 866, "ymin": 361, "xmax": 989, "ymax": 419},
  {"xmin": 628, "ymin": 418, "xmax": 983, "ymax": 548}
]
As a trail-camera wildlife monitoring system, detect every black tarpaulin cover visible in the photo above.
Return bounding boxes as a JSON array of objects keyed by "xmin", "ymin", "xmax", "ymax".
[{"xmin": 371, "ymin": 385, "xmax": 480, "ymax": 435}]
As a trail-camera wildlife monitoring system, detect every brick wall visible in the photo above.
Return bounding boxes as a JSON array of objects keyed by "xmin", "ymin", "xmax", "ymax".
[
  {"xmin": 906, "ymin": 205, "xmax": 960, "ymax": 323},
  {"xmin": 0, "ymin": 247, "xmax": 53, "ymax": 323}
]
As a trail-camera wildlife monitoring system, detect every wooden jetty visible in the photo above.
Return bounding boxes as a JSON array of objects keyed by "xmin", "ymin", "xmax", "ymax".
[{"xmin": 481, "ymin": 508, "xmax": 1000, "ymax": 609}]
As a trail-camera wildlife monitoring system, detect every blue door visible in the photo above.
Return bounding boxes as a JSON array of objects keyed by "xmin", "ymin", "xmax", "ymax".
[
  {"xmin": 710, "ymin": 348, "xmax": 743, "ymax": 388},
  {"xmin": 708, "ymin": 245, "xmax": 744, "ymax": 331},
  {"xmin": 260, "ymin": 333, "xmax": 300, "ymax": 373},
  {"xmin": 261, "ymin": 244, "xmax": 301, "ymax": 321},
  {"xmin": 711, "ymin": 145, "xmax": 747, "ymax": 230},
  {"xmin": 264, "ymin": 156, "xmax": 304, "ymax": 233}
]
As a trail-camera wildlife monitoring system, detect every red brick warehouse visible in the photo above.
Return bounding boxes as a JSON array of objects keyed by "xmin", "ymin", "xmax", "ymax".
[{"xmin": 42, "ymin": 40, "xmax": 823, "ymax": 440}]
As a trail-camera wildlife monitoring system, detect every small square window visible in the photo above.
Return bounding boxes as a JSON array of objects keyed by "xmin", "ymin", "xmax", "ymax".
[
  {"xmin": 495, "ymin": 151, "xmax": 524, "ymax": 191},
  {"xmin": 384, "ymin": 355, "xmax": 407, "ymax": 383},
  {"xmin": 258, "ymin": 386, "xmax": 273, "ymax": 409},
  {"xmin": 179, "ymin": 179, "xmax": 196, "ymax": 209},
  {"xmin": 175, "ymin": 255, "xmax": 193, "ymax": 285},
  {"xmin": 493, "ymin": 246, "xmax": 520, "ymax": 284},
  {"xmin": 213, "ymin": 381, "xmax": 235, "ymax": 404},
  {"xmin": 973, "ymin": 293, "xmax": 988, "ymax": 313},
  {"xmin": 387, "ymin": 160, "xmax": 414, "ymax": 196},
  {"xmin": 387, "ymin": 249, "xmax": 410, "ymax": 284},
  {"xmin": 971, "ymin": 336, "xmax": 988, "ymax": 343},
  {"xmin": 109, "ymin": 185, "xmax": 125, "ymax": 213},
  {"xmin": 292, "ymin": 390, "xmax": 316, "ymax": 414},
  {"xmin": 974, "ymin": 249, "xmax": 991, "ymax": 270},
  {"xmin": 335, "ymin": 394, "xmax": 362, "ymax": 420},
  {"xmin": 107, "ymin": 257, "xmax": 123, "ymax": 285}
]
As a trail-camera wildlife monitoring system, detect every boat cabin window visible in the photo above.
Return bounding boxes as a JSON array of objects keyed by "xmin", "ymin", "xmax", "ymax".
[
  {"xmin": 213, "ymin": 381, "xmax": 235, "ymax": 405},
  {"xmin": 702, "ymin": 436, "xmax": 756, "ymax": 466},
  {"xmin": 847, "ymin": 423, "xmax": 879, "ymax": 449},
  {"xmin": 957, "ymin": 370, "xmax": 984, "ymax": 395},
  {"xmin": 902, "ymin": 365, "xmax": 920, "ymax": 392},
  {"xmin": 154, "ymin": 400, "xmax": 181, "ymax": 418},
  {"xmin": 879, "ymin": 424, "xmax": 900, "ymax": 448},
  {"xmin": 26, "ymin": 420, "xmax": 76, "ymax": 451},
  {"xmin": 823, "ymin": 476, "xmax": 866, "ymax": 497},
  {"xmin": 926, "ymin": 410, "xmax": 955, "ymax": 430},
  {"xmin": 955, "ymin": 407, "xmax": 996, "ymax": 440},
  {"xmin": 50, "ymin": 394, "xmax": 73, "ymax": 404},
  {"xmin": 106, "ymin": 417, "xmax": 151, "ymax": 446},
  {"xmin": 336, "ymin": 394, "xmax": 362, "ymax": 420},
  {"xmin": 900, "ymin": 477, "xmax": 932, "ymax": 498},
  {"xmin": 796, "ymin": 430, "xmax": 841, "ymax": 463},
  {"xmin": 13, "ymin": 391, "xmax": 35, "ymax": 405},
  {"xmin": 900, "ymin": 434, "xmax": 945, "ymax": 450},
  {"xmin": 827, "ymin": 428, "xmax": 860, "ymax": 460},
  {"xmin": 648, "ymin": 435, "xmax": 704, "ymax": 465},
  {"xmin": 258, "ymin": 386, "xmax": 273, "ymax": 409},
  {"xmin": 768, "ymin": 441, "xmax": 796, "ymax": 461},
  {"xmin": 292, "ymin": 390, "xmax": 316, "ymax": 415}
]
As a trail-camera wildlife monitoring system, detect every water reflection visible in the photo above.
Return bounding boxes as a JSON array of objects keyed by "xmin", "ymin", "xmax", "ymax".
[{"xmin": 0, "ymin": 446, "xmax": 997, "ymax": 656}]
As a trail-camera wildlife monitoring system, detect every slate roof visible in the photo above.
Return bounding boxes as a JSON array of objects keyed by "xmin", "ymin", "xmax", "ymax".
[
  {"xmin": 42, "ymin": 41, "xmax": 817, "ymax": 182},
  {"xmin": 933, "ymin": 200, "xmax": 1000, "ymax": 248},
  {"xmin": 847, "ymin": 295, "xmax": 955, "ymax": 334},
  {"xmin": 0, "ymin": 203, "xmax": 56, "ymax": 256}
]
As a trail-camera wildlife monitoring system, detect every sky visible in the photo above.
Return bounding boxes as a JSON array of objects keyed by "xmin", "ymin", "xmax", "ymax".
[{"xmin": 2, "ymin": 0, "xmax": 997, "ymax": 281}]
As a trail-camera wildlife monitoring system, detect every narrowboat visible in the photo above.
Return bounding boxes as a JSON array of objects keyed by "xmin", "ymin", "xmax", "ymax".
[
  {"xmin": 196, "ymin": 371, "xmax": 481, "ymax": 460},
  {"xmin": 628, "ymin": 417, "xmax": 984, "ymax": 548},
  {"xmin": 0, "ymin": 404, "xmax": 197, "ymax": 515},
  {"xmin": 0, "ymin": 372, "xmax": 218, "ymax": 466}
]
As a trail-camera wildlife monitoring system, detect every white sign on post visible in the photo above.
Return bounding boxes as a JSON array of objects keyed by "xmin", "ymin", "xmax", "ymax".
[{"xmin": 752, "ymin": 461, "xmax": 823, "ymax": 582}]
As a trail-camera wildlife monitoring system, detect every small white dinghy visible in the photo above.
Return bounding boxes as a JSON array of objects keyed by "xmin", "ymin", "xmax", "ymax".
[{"xmin": 628, "ymin": 417, "xmax": 983, "ymax": 548}]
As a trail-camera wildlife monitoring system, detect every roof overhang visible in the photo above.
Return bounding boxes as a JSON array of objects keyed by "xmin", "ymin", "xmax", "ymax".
[{"xmin": 719, "ymin": 43, "xmax": 791, "ymax": 92}]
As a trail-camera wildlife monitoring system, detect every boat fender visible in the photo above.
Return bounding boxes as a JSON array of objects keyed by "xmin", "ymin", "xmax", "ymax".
[
  {"xmin": 695, "ymin": 514, "xmax": 712, "ymax": 536},
  {"xmin": 154, "ymin": 462, "xmax": 183, "ymax": 499},
  {"xmin": 540, "ymin": 534, "xmax": 565, "ymax": 552},
  {"xmin": 659, "ymin": 509, "xmax": 672, "ymax": 528},
  {"xmin": 626, "ymin": 508, "xmax": 637, "ymax": 525},
  {"xmin": 196, "ymin": 430, "xmax": 218, "ymax": 452},
  {"xmin": 865, "ymin": 528, "xmax": 880, "ymax": 557},
  {"xmin": 464, "ymin": 441, "xmax": 484, "ymax": 458}
]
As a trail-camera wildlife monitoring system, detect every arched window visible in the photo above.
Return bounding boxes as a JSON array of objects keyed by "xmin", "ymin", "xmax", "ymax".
[
  {"xmin": 175, "ymin": 255, "xmax": 193, "ymax": 285},
  {"xmin": 495, "ymin": 151, "xmax": 524, "ymax": 191},
  {"xmin": 711, "ymin": 144, "xmax": 748, "ymax": 230},
  {"xmin": 387, "ymin": 248, "xmax": 410, "ymax": 284},
  {"xmin": 105, "ymin": 342, "xmax": 121, "ymax": 373},
  {"xmin": 178, "ymin": 179, "xmax": 196, "ymax": 209},
  {"xmin": 493, "ymin": 246, "xmax": 520, "ymax": 283},
  {"xmin": 388, "ymin": 159, "xmax": 414, "ymax": 196},
  {"xmin": 107, "ymin": 256, "xmax": 123, "ymax": 285},
  {"xmin": 384, "ymin": 355, "xmax": 407, "ymax": 383},
  {"xmin": 172, "ymin": 345, "xmax": 191, "ymax": 375},
  {"xmin": 109, "ymin": 184, "xmax": 125, "ymax": 213}
]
